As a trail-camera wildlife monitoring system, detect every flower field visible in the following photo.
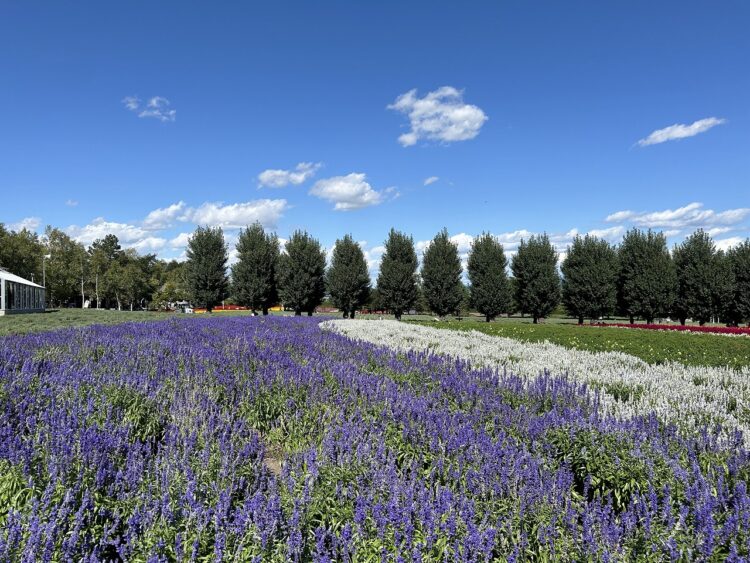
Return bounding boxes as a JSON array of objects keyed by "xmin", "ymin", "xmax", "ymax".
[
  {"xmin": 327, "ymin": 320, "xmax": 750, "ymax": 443},
  {"xmin": 590, "ymin": 323, "xmax": 750, "ymax": 337},
  {"xmin": 2, "ymin": 316, "xmax": 750, "ymax": 560}
]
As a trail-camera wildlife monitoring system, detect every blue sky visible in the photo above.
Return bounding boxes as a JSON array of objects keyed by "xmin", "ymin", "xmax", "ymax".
[{"xmin": 2, "ymin": 1, "xmax": 749, "ymax": 272}]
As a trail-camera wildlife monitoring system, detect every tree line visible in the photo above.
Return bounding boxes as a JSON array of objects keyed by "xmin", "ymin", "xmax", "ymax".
[{"xmin": 1, "ymin": 221, "xmax": 749, "ymax": 325}]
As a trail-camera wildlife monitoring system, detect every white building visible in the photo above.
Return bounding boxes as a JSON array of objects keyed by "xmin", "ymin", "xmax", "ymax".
[{"xmin": 0, "ymin": 268, "xmax": 45, "ymax": 315}]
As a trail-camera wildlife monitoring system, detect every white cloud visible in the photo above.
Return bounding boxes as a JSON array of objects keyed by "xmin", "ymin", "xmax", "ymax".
[
  {"xmin": 423, "ymin": 176, "xmax": 439, "ymax": 186},
  {"xmin": 8, "ymin": 217, "xmax": 41, "ymax": 232},
  {"xmin": 169, "ymin": 232, "xmax": 191, "ymax": 249},
  {"xmin": 309, "ymin": 173, "xmax": 385, "ymax": 211},
  {"xmin": 637, "ymin": 117, "xmax": 726, "ymax": 147},
  {"xmin": 130, "ymin": 236, "xmax": 167, "ymax": 253},
  {"xmin": 183, "ymin": 199, "xmax": 288, "ymax": 229},
  {"xmin": 258, "ymin": 162, "xmax": 321, "ymax": 188},
  {"xmin": 66, "ymin": 218, "xmax": 149, "ymax": 245},
  {"xmin": 716, "ymin": 237, "xmax": 745, "ymax": 251},
  {"xmin": 605, "ymin": 202, "xmax": 750, "ymax": 230},
  {"xmin": 65, "ymin": 199, "xmax": 78, "ymax": 207},
  {"xmin": 123, "ymin": 95, "xmax": 176, "ymax": 123},
  {"xmin": 122, "ymin": 96, "xmax": 139, "ymax": 111},
  {"xmin": 587, "ymin": 226, "xmax": 625, "ymax": 241},
  {"xmin": 143, "ymin": 201, "xmax": 187, "ymax": 229},
  {"xmin": 388, "ymin": 86, "xmax": 488, "ymax": 147}
]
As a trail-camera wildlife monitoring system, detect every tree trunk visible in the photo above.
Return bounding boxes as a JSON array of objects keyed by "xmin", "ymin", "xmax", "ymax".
[
  {"xmin": 130, "ymin": 302, "xmax": 133, "ymax": 311},
  {"xmin": 533, "ymin": 316, "xmax": 538, "ymax": 324},
  {"xmin": 342, "ymin": 310, "xmax": 348, "ymax": 319},
  {"xmin": 307, "ymin": 311, "xmax": 313, "ymax": 317},
  {"xmin": 295, "ymin": 310, "xmax": 301, "ymax": 316},
  {"xmin": 646, "ymin": 317, "xmax": 653, "ymax": 324},
  {"xmin": 680, "ymin": 318, "xmax": 686, "ymax": 325},
  {"xmin": 95, "ymin": 273, "xmax": 99, "ymax": 309},
  {"xmin": 395, "ymin": 312, "xmax": 402, "ymax": 320},
  {"xmin": 81, "ymin": 278, "xmax": 85, "ymax": 309},
  {"xmin": 699, "ymin": 320, "xmax": 706, "ymax": 326},
  {"xmin": 629, "ymin": 315, "xmax": 634, "ymax": 324},
  {"xmin": 485, "ymin": 315, "xmax": 491, "ymax": 322},
  {"xmin": 578, "ymin": 315, "xmax": 584, "ymax": 325},
  {"xmin": 349, "ymin": 311, "xmax": 355, "ymax": 319},
  {"xmin": 262, "ymin": 307, "xmax": 268, "ymax": 316}
]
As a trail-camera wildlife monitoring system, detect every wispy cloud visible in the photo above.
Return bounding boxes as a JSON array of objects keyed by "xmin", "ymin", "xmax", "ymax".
[
  {"xmin": 122, "ymin": 95, "xmax": 176, "ymax": 123},
  {"xmin": 636, "ymin": 117, "xmax": 726, "ymax": 147},
  {"xmin": 258, "ymin": 162, "xmax": 321, "ymax": 188},
  {"xmin": 605, "ymin": 202, "xmax": 750, "ymax": 229},
  {"xmin": 309, "ymin": 173, "xmax": 389, "ymax": 211},
  {"xmin": 388, "ymin": 86, "xmax": 488, "ymax": 147},
  {"xmin": 423, "ymin": 176, "xmax": 439, "ymax": 186},
  {"xmin": 65, "ymin": 199, "xmax": 78, "ymax": 207}
]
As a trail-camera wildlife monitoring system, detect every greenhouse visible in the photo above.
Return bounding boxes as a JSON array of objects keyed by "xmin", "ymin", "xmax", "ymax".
[{"xmin": 0, "ymin": 268, "xmax": 45, "ymax": 315}]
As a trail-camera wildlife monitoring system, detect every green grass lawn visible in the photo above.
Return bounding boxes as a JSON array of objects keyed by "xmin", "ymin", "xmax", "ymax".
[
  {"xmin": 412, "ymin": 320, "xmax": 750, "ymax": 370},
  {"xmin": 0, "ymin": 309, "xmax": 266, "ymax": 336}
]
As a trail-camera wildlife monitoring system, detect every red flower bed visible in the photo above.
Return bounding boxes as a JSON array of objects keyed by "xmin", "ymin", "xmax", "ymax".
[{"xmin": 588, "ymin": 323, "xmax": 750, "ymax": 336}]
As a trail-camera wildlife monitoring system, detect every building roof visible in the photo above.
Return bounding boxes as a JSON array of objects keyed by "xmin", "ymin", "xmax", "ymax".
[{"xmin": 0, "ymin": 268, "xmax": 44, "ymax": 288}]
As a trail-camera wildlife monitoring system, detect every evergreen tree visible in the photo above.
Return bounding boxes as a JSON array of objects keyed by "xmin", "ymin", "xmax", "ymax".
[
  {"xmin": 467, "ymin": 232, "xmax": 511, "ymax": 322},
  {"xmin": 185, "ymin": 226, "xmax": 228, "ymax": 312},
  {"xmin": 421, "ymin": 229, "xmax": 463, "ymax": 318},
  {"xmin": 231, "ymin": 222, "xmax": 280, "ymax": 315},
  {"xmin": 727, "ymin": 239, "xmax": 750, "ymax": 326},
  {"xmin": 617, "ymin": 229, "xmax": 675, "ymax": 324},
  {"xmin": 712, "ymin": 250, "xmax": 735, "ymax": 325},
  {"xmin": 377, "ymin": 229, "xmax": 419, "ymax": 320},
  {"xmin": 511, "ymin": 234, "xmax": 560, "ymax": 324},
  {"xmin": 672, "ymin": 229, "xmax": 725, "ymax": 325},
  {"xmin": 561, "ymin": 235, "xmax": 618, "ymax": 324},
  {"xmin": 277, "ymin": 230, "xmax": 326, "ymax": 316},
  {"xmin": 327, "ymin": 234, "xmax": 370, "ymax": 318}
]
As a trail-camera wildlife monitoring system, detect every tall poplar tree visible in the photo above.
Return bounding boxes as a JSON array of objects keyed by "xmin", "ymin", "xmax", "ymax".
[
  {"xmin": 511, "ymin": 234, "xmax": 560, "ymax": 324},
  {"xmin": 377, "ymin": 229, "xmax": 418, "ymax": 320},
  {"xmin": 185, "ymin": 226, "xmax": 228, "ymax": 312},
  {"xmin": 421, "ymin": 228, "xmax": 463, "ymax": 318},
  {"xmin": 467, "ymin": 232, "xmax": 511, "ymax": 322},
  {"xmin": 277, "ymin": 230, "xmax": 326, "ymax": 316},
  {"xmin": 617, "ymin": 229, "xmax": 675, "ymax": 324},
  {"xmin": 561, "ymin": 235, "xmax": 618, "ymax": 324},
  {"xmin": 231, "ymin": 222, "xmax": 280, "ymax": 315},
  {"xmin": 327, "ymin": 234, "xmax": 370, "ymax": 318}
]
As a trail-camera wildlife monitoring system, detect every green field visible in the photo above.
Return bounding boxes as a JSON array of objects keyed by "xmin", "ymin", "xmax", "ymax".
[
  {"xmin": 0, "ymin": 309, "xmax": 265, "ymax": 336},
  {"xmin": 413, "ymin": 319, "xmax": 750, "ymax": 369}
]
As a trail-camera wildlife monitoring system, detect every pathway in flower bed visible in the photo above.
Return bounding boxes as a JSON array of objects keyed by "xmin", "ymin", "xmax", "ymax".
[
  {"xmin": 324, "ymin": 319, "xmax": 750, "ymax": 445},
  {"xmin": 1, "ymin": 316, "xmax": 750, "ymax": 560}
]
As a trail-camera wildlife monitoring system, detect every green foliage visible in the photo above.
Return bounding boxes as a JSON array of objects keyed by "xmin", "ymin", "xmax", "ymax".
[
  {"xmin": 44, "ymin": 227, "xmax": 88, "ymax": 307},
  {"xmin": 547, "ymin": 427, "xmax": 673, "ymax": 512},
  {"xmin": 231, "ymin": 222, "xmax": 280, "ymax": 314},
  {"xmin": 415, "ymin": 319, "xmax": 750, "ymax": 369},
  {"xmin": 727, "ymin": 239, "xmax": 750, "ymax": 325},
  {"xmin": 673, "ymin": 229, "xmax": 732, "ymax": 325},
  {"xmin": 0, "ymin": 224, "xmax": 44, "ymax": 282},
  {"xmin": 420, "ymin": 228, "xmax": 463, "ymax": 318},
  {"xmin": 561, "ymin": 235, "xmax": 618, "ymax": 323},
  {"xmin": 0, "ymin": 460, "xmax": 32, "ymax": 524},
  {"xmin": 185, "ymin": 226, "xmax": 229, "ymax": 312},
  {"xmin": 511, "ymin": 234, "xmax": 561, "ymax": 323},
  {"xmin": 327, "ymin": 234, "xmax": 370, "ymax": 318},
  {"xmin": 376, "ymin": 229, "xmax": 419, "ymax": 320},
  {"xmin": 618, "ymin": 229, "xmax": 676, "ymax": 324},
  {"xmin": 277, "ymin": 230, "xmax": 326, "ymax": 315},
  {"xmin": 467, "ymin": 232, "xmax": 511, "ymax": 322}
]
